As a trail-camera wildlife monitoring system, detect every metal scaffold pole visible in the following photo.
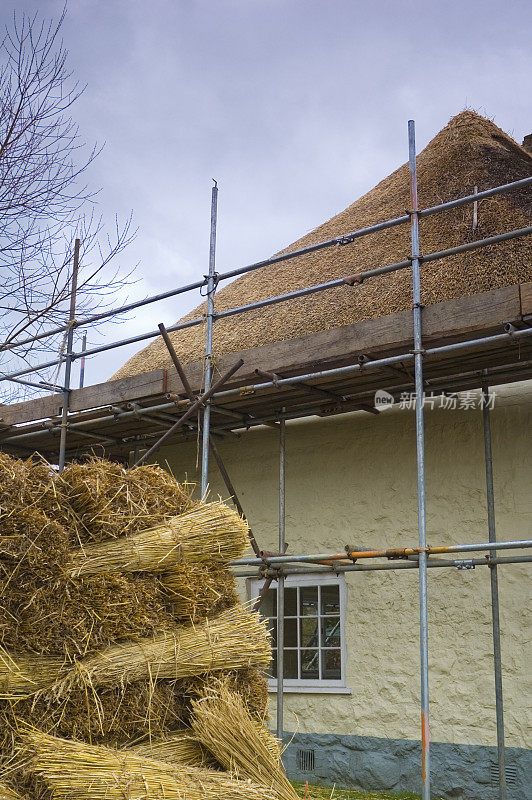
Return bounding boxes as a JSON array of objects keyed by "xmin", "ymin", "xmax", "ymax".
[
  {"xmin": 408, "ymin": 120, "xmax": 431, "ymax": 800},
  {"xmin": 482, "ymin": 375, "xmax": 507, "ymax": 800},
  {"xmin": 277, "ymin": 412, "xmax": 286, "ymax": 743},
  {"xmin": 58, "ymin": 238, "xmax": 80, "ymax": 472},
  {"xmin": 200, "ymin": 180, "xmax": 219, "ymax": 498}
]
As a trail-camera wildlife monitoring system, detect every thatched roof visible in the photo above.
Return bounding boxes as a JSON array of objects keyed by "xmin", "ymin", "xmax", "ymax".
[{"xmin": 115, "ymin": 111, "xmax": 532, "ymax": 380}]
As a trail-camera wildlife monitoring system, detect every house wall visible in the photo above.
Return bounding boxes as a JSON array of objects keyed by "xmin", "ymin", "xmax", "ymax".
[{"xmin": 158, "ymin": 380, "xmax": 532, "ymax": 798}]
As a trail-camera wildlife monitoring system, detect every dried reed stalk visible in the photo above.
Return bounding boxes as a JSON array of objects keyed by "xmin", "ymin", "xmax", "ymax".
[
  {"xmin": 26, "ymin": 728, "xmax": 280, "ymax": 800},
  {"xmin": 191, "ymin": 678, "xmax": 297, "ymax": 800},
  {"xmin": 0, "ymin": 647, "xmax": 65, "ymax": 698},
  {"xmin": 0, "ymin": 782, "xmax": 25, "ymax": 800},
  {"xmin": 51, "ymin": 604, "xmax": 271, "ymax": 695},
  {"xmin": 68, "ymin": 501, "xmax": 249, "ymax": 577},
  {"xmin": 126, "ymin": 730, "xmax": 215, "ymax": 767}
]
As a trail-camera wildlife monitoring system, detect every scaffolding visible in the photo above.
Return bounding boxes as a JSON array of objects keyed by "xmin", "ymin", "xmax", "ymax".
[{"xmin": 0, "ymin": 120, "xmax": 531, "ymax": 800}]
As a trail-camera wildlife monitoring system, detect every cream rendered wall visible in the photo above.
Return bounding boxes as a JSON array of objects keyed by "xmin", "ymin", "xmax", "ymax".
[{"xmin": 159, "ymin": 382, "xmax": 532, "ymax": 749}]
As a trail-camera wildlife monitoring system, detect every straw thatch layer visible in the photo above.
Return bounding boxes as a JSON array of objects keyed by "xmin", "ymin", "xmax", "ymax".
[
  {"xmin": 192, "ymin": 678, "xmax": 296, "ymax": 800},
  {"xmin": 68, "ymin": 501, "xmax": 249, "ymax": 577},
  {"xmin": 114, "ymin": 111, "xmax": 532, "ymax": 381},
  {"xmin": 25, "ymin": 729, "xmax": 280, "ymax": 800},
  {"xmin": 51, "ymin": 605, "xmax": 271, "ymax": 694}
]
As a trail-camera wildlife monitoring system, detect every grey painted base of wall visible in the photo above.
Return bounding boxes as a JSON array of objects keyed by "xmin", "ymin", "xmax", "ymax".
[{"xmin": 281, "ymin": 732, "xmax": 531, "ymax": 800}]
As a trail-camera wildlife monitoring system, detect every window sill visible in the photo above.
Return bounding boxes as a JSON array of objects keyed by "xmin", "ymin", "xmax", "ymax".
[{"xmin": 267, "ymin": 685, "xmax": 352, "ymax": 695}]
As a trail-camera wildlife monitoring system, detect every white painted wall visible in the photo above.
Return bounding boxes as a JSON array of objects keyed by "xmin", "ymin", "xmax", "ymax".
[{"xmin": 159, "ymin": 381, "xmax": 532, "ymax": 748}]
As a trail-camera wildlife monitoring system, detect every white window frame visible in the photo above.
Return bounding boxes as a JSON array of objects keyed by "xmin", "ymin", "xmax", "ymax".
[{"xmin": 249, "ymin": 573, "xmax": 349, "ymax": 693}]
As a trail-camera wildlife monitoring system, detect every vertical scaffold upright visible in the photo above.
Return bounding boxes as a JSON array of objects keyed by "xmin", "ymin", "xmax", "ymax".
[
  {"xmin": 408, "ymin": 120, "xmax": 431, "ymax": 800},
  {"xmin": 200, "ymin": 180, "xmax": 219, "ymax": 498},
  {"xmin": 58, "ymin": 237, "xmax": 80, "ymax": 472},
  {"xmin": 482, "ymin": 373, "xmax": 507, "ymax": 800}
]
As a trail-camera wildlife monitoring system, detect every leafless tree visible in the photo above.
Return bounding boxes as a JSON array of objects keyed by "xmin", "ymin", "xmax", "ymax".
[{"xmin": 0, "ymin": 8, "xmax": 135, "ymax": 401}]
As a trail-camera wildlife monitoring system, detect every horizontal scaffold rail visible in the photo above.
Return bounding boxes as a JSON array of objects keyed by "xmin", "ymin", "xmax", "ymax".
[
  {"xmin": 231, "ymin": 537, "xmax": 532, "ymax": 568},
  {"xmin": 233, "ymin": 554, "xmax": 532, "ymax": 578}
]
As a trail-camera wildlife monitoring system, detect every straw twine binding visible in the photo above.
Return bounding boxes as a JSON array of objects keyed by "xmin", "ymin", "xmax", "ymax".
[
  {"xmin": 25, "ymin": 729, "xmax": 280, "ymax": 800},
  {"xmin": 192, "ymin": 678, "xmax": 298, "ymax": 800},
  {"xmin": 67, "ymin": 501, "xmax": 249, "ymax": 577},
  {"xmin": 114, "ymin": 110, "xmax": 532, "ymax": 382}
]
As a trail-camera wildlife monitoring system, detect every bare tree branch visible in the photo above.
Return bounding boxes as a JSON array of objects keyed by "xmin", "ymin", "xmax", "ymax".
[{"xmin": 0, "ymin": 7, "xmax": 136, "ymax": 402}]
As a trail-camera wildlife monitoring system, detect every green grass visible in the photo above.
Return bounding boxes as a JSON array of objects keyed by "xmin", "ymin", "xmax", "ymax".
[{"xmin": 291, "ymin": 783, "xmax": 437, "ymax": 800}]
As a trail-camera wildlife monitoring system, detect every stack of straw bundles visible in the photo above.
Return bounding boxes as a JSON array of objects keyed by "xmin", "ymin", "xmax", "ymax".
[
  {"xmin": 68, "ymin": 501, "xmax": 249, "ymax": 576},
  {"xmin": 25, "ymin": 729, "xmax": 280, "ymax": 800},
  {"xmin": 51, "ymin": 604, "xmax": 271, "ymax": 694},
  {"xmin": 192, "ymin": 679, "xmax": 298, "ymax": 800}
]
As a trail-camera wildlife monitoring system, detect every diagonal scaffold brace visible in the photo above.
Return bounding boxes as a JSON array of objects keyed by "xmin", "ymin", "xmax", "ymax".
[
  {"xmin": 133, "ymin": 357, "xmax": 244, "ymax": 467},
  {"xmin": 157, "ymin": 322, "xmax": 262, "ymax": 558}
]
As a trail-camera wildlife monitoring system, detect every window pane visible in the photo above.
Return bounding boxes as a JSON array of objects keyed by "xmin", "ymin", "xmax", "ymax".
[
  {"xmin": 321, "ymin": 616, "xmax": 341, "ymax": 648},
  {"xmin": 301, "ymin": 648, "xmax": 319, "ymax": 679},
  {"xmin": 322, "ymin": 649, "xmax": 342, "ymax": 680},
  {"xmin": 321, "ymin": 584, "xmax": 340, "ymax": 615},
  {"xmin": 300, "ymin": 617, "xmax": 319, "ymax": 648},
  {"xmin": 283, "ymin": 649, "xmax": 298, "ymax": 679},
  {"xmin": 284, "ymin": 587, "xmax": 298, "ymax": 616},
  {"xmin": 259, "ymin": 587, "xmax": 277, "ymax": 617},
  {"xmin": 284, "ymin": 618, "xmax": 298, "ymax": 646},
  {"xmin": 300, "ymin": 586, "xmax": 318, "ymax": 616}
]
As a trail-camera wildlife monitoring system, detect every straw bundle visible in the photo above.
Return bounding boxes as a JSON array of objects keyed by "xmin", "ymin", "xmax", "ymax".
[
  {"xmin": 26, "ymin": 729, "xmax": 280, "ymax": 800},
  {"xmin": 0, "ymin": 647, "xmax": 65, "ymax": 699},
  {"xmin": 162, "ymin": 564, "xmax": 240, "ymax": 622},
  {"xmin": 191, "ymin": 679, "xmax": 296, "ymax": 800},
  {"xmin": 51, "ymin": 604, "xmax": 271, "ymax": 694},
  {"xmin": 2, "ymin": 680, "xmax": 188, "ymax": 747},
  {"xmin": 58, "ymin": 458, "xmax": 194, "ymax": 543},
  {"xmin": 126, "ymin": 730, "xmax": 215, "ymax": 767},
  {"xmin": 67, "ymin": 501, "xmax": 249, "ymax": 577},
  {"xmin": 173, "ymin": 667, "xmax": 270, "ymax": 725},
  {"xmin": 114, "ymin": 110, "xmax": 532, "ymax": 382}
]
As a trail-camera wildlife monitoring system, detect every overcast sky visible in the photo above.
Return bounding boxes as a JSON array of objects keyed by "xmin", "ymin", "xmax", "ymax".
[{"xmin": 6, "ymin": 0, "xmax": 532, "ymax": 385}]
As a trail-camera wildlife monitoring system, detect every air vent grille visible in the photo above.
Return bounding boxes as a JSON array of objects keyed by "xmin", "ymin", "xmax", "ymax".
[
  {"xmin": 297, "ymin": 748, "xmax": 315, "ymax": 772},
  {"xmin": 490, "ymin": 763, "xmax": 518, "ymax": 788}
]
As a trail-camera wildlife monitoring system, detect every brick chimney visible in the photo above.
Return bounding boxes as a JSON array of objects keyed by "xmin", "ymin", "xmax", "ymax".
[{"xmin": 522, "ymin": 134, "xmax": 532, "ymax": 154}]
